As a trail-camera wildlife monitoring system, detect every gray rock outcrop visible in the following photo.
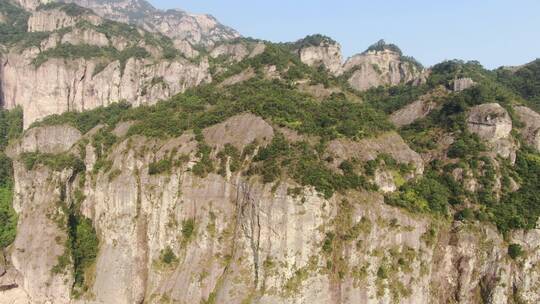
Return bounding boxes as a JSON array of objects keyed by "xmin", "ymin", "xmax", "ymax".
[
  {"xmin": 0, "ymin": 51, "xmax": 211, "ymax": 128},
  {"xmin": 514, "ymin": 105, "xmax": 540, "ymax": 152},
  {"xmin": 467, "ymin": 103, "xmax": 516, "ymax": 161},
  {"xmin": 453, "ymin": 77, "xmax": 475, "ymax": 92},
  {"xmin": 28, "ymin": 6, "xmax": 102, "ymax": 32},
  {"xmin": 298, "ymin": 40, "xmax": 343, "ymax": 76},
  {"xmin": 343, "ymin": 49, "xmax": 426, "ymax": 91},
  {"xmin": 390, "ymin": 86, "xmax": 448, "ymax": 127}
]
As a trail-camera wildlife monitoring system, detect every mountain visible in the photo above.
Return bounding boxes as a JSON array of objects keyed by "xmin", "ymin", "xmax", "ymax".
[
  {"xmin": 13, "ymin": 0, "xmax": 240, "ymax": 46},
  {"xmin": 1, "ymin": 1, "xmax": 540, "ymax": 304},
  {"xmin": 0, "ymin": 1, "xmax": 212, "ymax": 128}
]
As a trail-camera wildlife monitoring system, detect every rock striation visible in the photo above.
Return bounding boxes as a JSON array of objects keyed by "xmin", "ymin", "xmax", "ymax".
[
  {"xmin": 343, "ymin": 49, "xmax": 426, "ymax": 92},
  {"xmin": 1, "ymin": 51, "xmax": 211, "ymax": 128},
  {"xmin": 2, "ymin": 118, "xmax": 540, "ymax": 304},
  {"xmin": 297, "ymin": 39, "xmax": 343, "ymax": 76}
]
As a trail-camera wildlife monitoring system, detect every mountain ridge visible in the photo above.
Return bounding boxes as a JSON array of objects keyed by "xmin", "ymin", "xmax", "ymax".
[{"xmin": 1, "ymin": 1, "xmax": 540, "ymax": 303}]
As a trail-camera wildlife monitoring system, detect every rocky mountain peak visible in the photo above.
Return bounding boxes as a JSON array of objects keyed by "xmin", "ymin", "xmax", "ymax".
[
  {"xmin": 363, "ymin": 39, "xmax": 403, "ymax": 55},
  {"xmin": 342, "ymin": 39, "xmax": 426, "ymax": 91},
  {"xmin": 53, "ymin": 0, "xmax": 240, "ymax": 46},
  {"xmin": 295, "ymin": 34, "xmax": 344, "ymax": 76}
]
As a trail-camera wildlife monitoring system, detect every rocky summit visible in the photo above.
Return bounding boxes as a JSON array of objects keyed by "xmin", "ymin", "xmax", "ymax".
[{"xmin": 1, "ymin": 1, "xmax": 540, "ymax": 304}]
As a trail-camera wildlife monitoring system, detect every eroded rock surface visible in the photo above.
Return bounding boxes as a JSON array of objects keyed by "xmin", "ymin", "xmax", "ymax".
[
  {"xmin": 1, "ymin": 52, "xmax": 210, "ymax": 128},
  {"xmin": 467, "ymin": 103, "xmax": 516, "ymax": 161},
  {"xmin": 390, "ymin": 87, "xmax": 448, "ymax": 127},
  {"xmin": 298, "ymin": 40, "xmax": 343, "ymax": 76},
  {"xmin": 453, "ymin": 77, "xmax": 475, "ymax": 92},
  {"xmin": 1, "ymin": 120, "xmax": 539, "ymax": 304},
  {"xmin": 514, "ymin": 105, "xmax": 540, "ymax": 152},
  {"xmin": 343, "ymin": 49, "xmax": 426, "ymax": 92}
]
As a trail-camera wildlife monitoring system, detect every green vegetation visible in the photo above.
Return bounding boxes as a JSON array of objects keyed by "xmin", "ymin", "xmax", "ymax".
[
  {"xmin": 387, "ymin": 173, "xmax": 450, "ymax": 215},
  {"xmin": 37, "ymin": 2, "xmax": 93, "ymax": 16},
  {"xmin": 288, "ymin": 34, "xmax": 337, "ymax": 49},
  {"xmin": 21, "ymin": 152, "xmax": 85, "ymax": 173},
  {"xmin": 148, "ymin": 159, "xmax": 173, "ymax": 175},
  {"xmin": 497, "ymin": 59, "xmax": 540, "ymax": 110},
  {"xmin": 31, "ymin": 101, "xmax": 130, "ymax": 133},
  {"xmin": 493, "ymin": 151, "xmax": 540, "ymax": 232},
  {"xmin": 508, "ymin": 243, "xmax": 524, "ymax": 260},
  {"xmin": 0, "ymin": 0, "xmax": 30, "ymax": 45},
  {"xmin": 159, "ymin": 246, "xmax": 178, "ymax": 265},
  {"xmin": 69, "ymin": 212, "xmax": 99, "ymax": 293},
  {"xmin": 217, "ymin": 144, "xmax": 241, "ymax": 176},
  {"xmin": 364, "ymin": 39, "xmax": 403, "ymax": 55},
  {"xmin": 248, "ymin": 134, "xmax": 374, "ymax": 198},
  {"xmin": 0, "ymin": 108, "xmax": 23, "ymax": 250},
  {"xmin": 33, "ymin": 43, "xmax": 151, "ymax": 69},
  {"xmin": 363, "ymin": 39, "xmax": 423, "ymax": 69},
  {"xmin": 0, "ymin": 185, "xmax": 17, "ymax": 248},
  {"xmin": 181, "ymin": 218, "xmax": 196, "ymax": 241}
]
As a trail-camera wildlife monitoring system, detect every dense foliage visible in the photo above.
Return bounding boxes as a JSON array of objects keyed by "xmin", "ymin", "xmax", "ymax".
[
  {"xmin": 37, "ymin": 2, "xmax": 93, "ymax": 16},
  {"xmin": 497, "ymin": 59, "xmax": 540, "ymax": 110},
  {"xmin": 0, "ymin": 108, "xmax": 22, "ymax": 250},
  {"xmin": 33, "ymin": 43, "xmax": 151, "ymax": 70},
  {"xmin": 0, "ymin": 0, "xmax": 30, "ymax": 45}
]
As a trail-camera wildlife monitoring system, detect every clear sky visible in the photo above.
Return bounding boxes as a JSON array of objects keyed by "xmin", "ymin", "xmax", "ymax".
[{"xmin": 149, "ymin": 0, "xmax": 539, "ymax": 69}]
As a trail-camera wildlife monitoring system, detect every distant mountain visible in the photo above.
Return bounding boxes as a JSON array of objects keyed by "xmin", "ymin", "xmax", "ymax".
[{"xmin": 15, "ymin": 0, "xmax": 241, "ymax": 46}]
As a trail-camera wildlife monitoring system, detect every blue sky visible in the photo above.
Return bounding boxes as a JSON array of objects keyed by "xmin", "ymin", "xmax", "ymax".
[{"xmin": 150, "ymin": 0, "xmax": 540, "ymax": 69}]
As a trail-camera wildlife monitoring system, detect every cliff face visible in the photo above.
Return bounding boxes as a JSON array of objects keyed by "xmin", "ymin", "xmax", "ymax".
[
  {"xmin": 1, "ymin": 51, "xmax": 210, "ymax": 128},
  {"xmin": 343, "ymin": 49, "xmax": 426, "ymax": 92},
  {"xmin": 2, "ymin": 115, "xmax": 539, "ymax": 304},
  {"xmin": 296, "ymin": 38, "xmax": 426, "ymax": 91},
  {"xmin": 0, "ymin": 4, "xmax": 212, "ymax": 128},
  {"xmin": 297, "ymin": 40, "xmax": 344, "ymax": 76}
]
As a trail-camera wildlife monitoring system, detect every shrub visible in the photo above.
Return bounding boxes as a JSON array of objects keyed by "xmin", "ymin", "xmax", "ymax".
[
  {"xmin": 508, "ymin": 244, "xmax": 524, "ymax": 259},
  {"xmin": 181, "ymin": 218, "xmax": 196, "ymax": 241},
  {"xmin": 21, "ymin": 152, "xmax": 85, "ymax": 173},
  {"xmin": 148, "ymin": 159, "xmax": 172, "ymax": 175},
  {"xmin": 455, "ymin": 208, "xmax": 474, "ymax": 221},
  {"xmin": 160, "ymin": 246, "xmax": 178, "ymax": 265},
  {"xmin": 0, "ymin": 185, "xmax": 17, "ymax": 249}
]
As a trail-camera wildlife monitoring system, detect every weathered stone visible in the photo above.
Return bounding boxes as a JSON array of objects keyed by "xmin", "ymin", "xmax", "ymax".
[
  {"xmin": 28, "ymin": 7, "xmax": 101, "ymax": 32},
  {"xmin": 4, "ymin": 124, "xmax": 540, "ymax": 304},
  {"xmin": 0, "ymin": 52, "xmax": 211, "ymax": 128},
  {"xmin": 514, "ymin": 105, "xmax": 540, "ymax": 152},
  {"xmin": 374, "ymin": 169, "xmax": 396, "ymax": 193},
  {"xmin": 467, "ymin": 103, "xmax": 516, "ymax": 161},
  {"xmin": 210, "ymin": 42, "xmax": 249, "ymax": 62},
  {"xmin": 203, "ymin": 113, "xmax": 274, "ymax": 150},
  {"xmin": 343, "ymin": 49, "xmax": 426, "ymax": 91},
  {"xmin": 298, "ymin": 40, "xmax": 343, "ymax": 76},
  {"xmin": 6, "ymin": 124, "xmax": 81, "ymax": 157},
  {"xmin": 466, "ymin": 103, "xmax": 512, "ymax": 141},
  {"xmin": 453, "ymin": 77, "xmax": 475, "ymax": 92}
]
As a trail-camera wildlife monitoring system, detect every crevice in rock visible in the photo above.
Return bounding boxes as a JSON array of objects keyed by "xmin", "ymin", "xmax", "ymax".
[
  {"xmin": 238, "ymin": 181, "xmax": 261, "ymax": 288},
  {"xmin": 0, "ymin": 283, "xmax": 18, "ymax": 291}
]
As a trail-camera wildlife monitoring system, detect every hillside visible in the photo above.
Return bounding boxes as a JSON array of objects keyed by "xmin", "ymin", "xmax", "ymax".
[{"xmin": 1, "ymin": 1, "xmax": 540, "ymax": 304}]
